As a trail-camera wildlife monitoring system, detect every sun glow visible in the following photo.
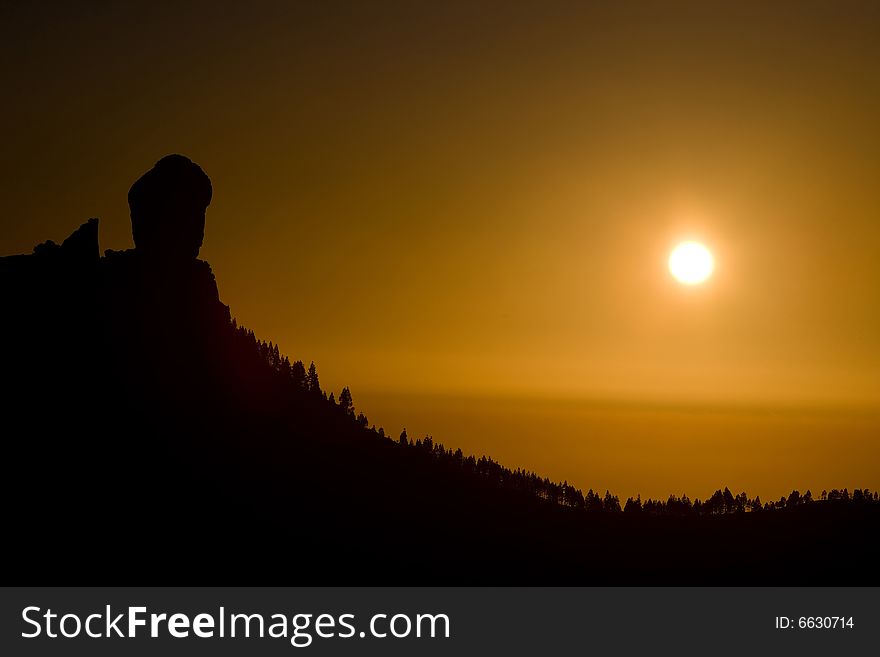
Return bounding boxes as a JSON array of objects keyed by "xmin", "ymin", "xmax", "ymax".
[{"xmin": 669, "ymin": 241, "xmax": 714, "ymax": 285}]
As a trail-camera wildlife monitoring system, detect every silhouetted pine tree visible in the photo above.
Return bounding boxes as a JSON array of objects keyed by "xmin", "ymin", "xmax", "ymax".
[
  {"xmin": 307, "ymin": 361, "xmax": 320, "ymax": 394},
  {"xmin": 291, "ymin": 360, "xmax": 307, "ymax": 389},
  {"xmin": 338, "ymin": 386, "xmax": 354, "ymax": 417}
]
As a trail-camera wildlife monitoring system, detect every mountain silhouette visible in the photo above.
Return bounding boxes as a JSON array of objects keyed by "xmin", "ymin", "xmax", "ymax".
[{"xmin": 2, "ymin": 155, "xmax": 877, "ymax": 584}]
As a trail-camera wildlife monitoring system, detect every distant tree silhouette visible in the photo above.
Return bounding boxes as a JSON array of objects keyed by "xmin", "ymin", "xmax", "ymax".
[
  {"xmin": 624, "ymin": 495, "xmax": 643, "ymax": 513},
  {"xmin": 585, "ymin": 489, "xmax": 603, "ymax": 512},
  {"xmin": 338, "ymin": 386, "xmax": 354, "ymax": 417},
  {"xmin": 603, "ymin": 491, "xmax": 621, "ymax": 513},
  {"xmin": 291, "ymin": 360, "xmax": 307, "ymax": 388},
  {"xmin": 751, "ymin": 495, "xmax": 763, "ymax": 512},
  {"xmin": 307, "ymin": 361, "xmax": 320, "ymax": 393},
  {"xmin": 723, "ymin": 487, "xmax": 735, "ymax": 513}
]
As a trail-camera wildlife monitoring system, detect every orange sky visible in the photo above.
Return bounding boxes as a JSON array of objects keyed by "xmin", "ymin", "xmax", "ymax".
[{"xmin": 2, "ymin": 1, "xmax": 878, "ymax": 496}]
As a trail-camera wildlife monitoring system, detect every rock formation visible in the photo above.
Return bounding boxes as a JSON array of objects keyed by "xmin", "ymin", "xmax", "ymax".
[{"xmin": 128, "ymin": 153, "xmax": 212, "ymax": 261}]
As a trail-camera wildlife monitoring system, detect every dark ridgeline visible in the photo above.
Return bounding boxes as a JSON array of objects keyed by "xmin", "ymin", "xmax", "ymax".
[{"xmin": 1, "ymin": 155, "xmax": 877, "ymax": 584}]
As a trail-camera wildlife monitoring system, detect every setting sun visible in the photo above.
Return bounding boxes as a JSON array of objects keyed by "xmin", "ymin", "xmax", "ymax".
[{"xmin": 669, "ymin": 241, "xmax": 714, "ymax": 285}]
